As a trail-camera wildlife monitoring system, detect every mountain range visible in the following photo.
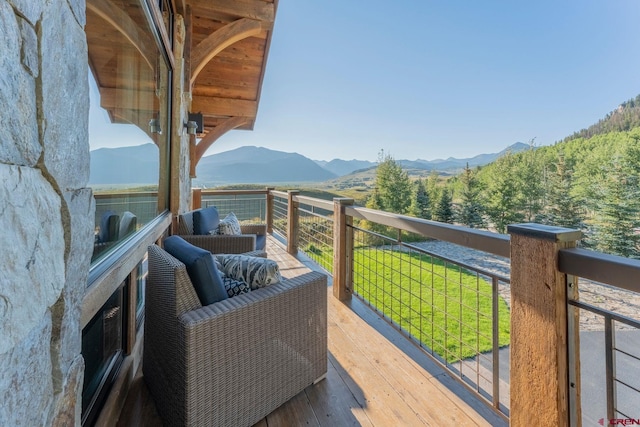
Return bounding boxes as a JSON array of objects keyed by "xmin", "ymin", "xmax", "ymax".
[{"xmin": 89, "ymin": 142, "xmax": 529, "ymax": 186}]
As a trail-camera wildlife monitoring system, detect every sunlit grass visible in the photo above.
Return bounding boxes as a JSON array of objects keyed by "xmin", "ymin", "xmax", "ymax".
[{"xmin": 302, "ymin": 242, "xmax": 510, "ymax": 362}]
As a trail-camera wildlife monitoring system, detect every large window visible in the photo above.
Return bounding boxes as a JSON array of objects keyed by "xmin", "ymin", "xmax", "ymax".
[
  {"xmin": 86, "ymin": 0, "xmax": 171, "ymax": 264},
  {"xmin": 82, "ymin": 1, "xmax": 173, "ymax": 424}
]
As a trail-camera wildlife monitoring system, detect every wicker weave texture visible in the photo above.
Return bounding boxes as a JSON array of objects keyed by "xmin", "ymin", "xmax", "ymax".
[
  {"xmin": 177, "ymin": 212, "xmax": 267, "ymax": 254},
  {"xmin": 144, "ymin": 245, "xmax": 328, "ymax": 427}
]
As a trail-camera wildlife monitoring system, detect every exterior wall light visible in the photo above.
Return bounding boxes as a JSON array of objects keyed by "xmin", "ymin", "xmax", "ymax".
[
  {"xmin": 149, "ymin": 118, "xmax": 162, "ymax": 134},
  {"xmin": 184, "ymin": 120, "xmax": 198, "ymax": 135}
]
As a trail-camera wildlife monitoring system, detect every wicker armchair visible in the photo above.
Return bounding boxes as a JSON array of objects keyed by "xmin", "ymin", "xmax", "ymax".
[
  {"xmin": 177, "ymin": 207, "xmax": 267, "ymax": 254},
  {"xmin": 144, "ymin": 244, "xmax": 328, "ymax": 427}
]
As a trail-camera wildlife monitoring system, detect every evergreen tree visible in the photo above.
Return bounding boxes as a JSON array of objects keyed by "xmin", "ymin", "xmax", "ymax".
[
  {"xmin": 426, "ymin": 170, "xmax": 441, "ymax": 218},
  {"xmin": 372, "ymin": 151, "xmax": 412, "ymax": 214},
  {"xmin": 456, "ymin": 164, "xmax": 485, "ymax": 228},
  {"xmin": 410, "ymin": 178, "xmax": 431, "ymax": 219},
  {"xmin": 483, "ymin": 152, "xmax": 525, "ymax": 233},
  {"xmin": 433, "ymin": 190, "xmax": 454, "ymax": 224},
  {"xmin": 588, "ymin": 152, "xmax": 640, "ymax": 258},
  {"xmin": 518, "ymin": 142, "xmax": 545, "ymax": 222},
  {"xmin": 543, "ymin": 152, "xmax": 583, "ymax": 229}
]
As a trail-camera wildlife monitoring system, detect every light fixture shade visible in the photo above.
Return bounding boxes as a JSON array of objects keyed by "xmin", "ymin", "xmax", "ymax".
[
  {"xmin": 185, "ymin": 121, "xmax": 198, "ymax": 135},
  {"xmin": 149, "ymin": 118, "xmax": 162, "ymax": 134}
]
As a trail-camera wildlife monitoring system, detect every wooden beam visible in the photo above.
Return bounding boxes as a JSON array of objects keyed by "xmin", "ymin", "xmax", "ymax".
[
  {"xmin": 507, "ymin": 224, "xmax": 582, "ymax": 427},
  {"xmin": 87, "ymin": 0, "xmax": 156, "ymax": 70},
  {"xmin": 191, "ymin": 95, "xmax": 256, "ymax": 117},
  {"xmin": 99, "ymin": 87, "xmax": 157, "ymax": 112},
  {"xmin": 198, "ymin": 0, "xmax": 274, "ymax": 22},
  {"xmin": 195, "ymin": 116, "xmax": 251, "ymax": 163},
  {"xmin": 190, "ymin": 18, "xmax": 262, "ymax": 86},
  {"xmin": 333, "ymin": 198, "xmax": 354, "ymax": 301}
]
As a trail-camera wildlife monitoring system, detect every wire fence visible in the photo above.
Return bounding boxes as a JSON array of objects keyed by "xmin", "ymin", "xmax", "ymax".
[
  {"xmin": 297, "ymin": 203, "xmax": 334, "ymax": 274},
  {"xmin": 201, "ymin": 193, "xmax": 266, "ymax": 223},
  {"xmin": 272, "ymin": 194, "xmax": 288, "ymax": 240},
  {"xmin": 350, "ymin": 225, "xmax": 511, "ymax": 417}
]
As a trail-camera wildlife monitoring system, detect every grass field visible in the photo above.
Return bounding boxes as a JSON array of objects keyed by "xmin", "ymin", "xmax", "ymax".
[{"xmin": 301, "ymin": 242, "xmax": 510, "ymax": 363}]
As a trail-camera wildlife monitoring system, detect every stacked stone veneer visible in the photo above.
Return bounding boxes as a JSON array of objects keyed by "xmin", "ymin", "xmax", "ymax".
[{"xmin": 0, "ymin": 0, "xmax": 92, "ymax": 425}]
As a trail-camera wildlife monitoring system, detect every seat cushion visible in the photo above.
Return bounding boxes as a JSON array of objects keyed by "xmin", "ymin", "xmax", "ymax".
[
  {"xmin": 164, "ymin": 235, "xmax": 228, "ymax": 305},
  {"xmin": 193, "ymin": 206, "xmax": 220, "ymax": 235},
  {"xmin": 215, "ymin": 254, "xmax": 281, "ymax": 290},
  {"xmin": 255, "ymin": 234, "xmax": 266, "ymax": 251}
]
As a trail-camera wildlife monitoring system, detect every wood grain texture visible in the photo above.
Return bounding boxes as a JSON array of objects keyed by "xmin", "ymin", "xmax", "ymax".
[
  {"xmin": 509, "ymin": 231, "xmax": 576, "ymax": 427},
  {"xmin": 191, "ymin": 18, "xmax": 262, "ymax": 86}
]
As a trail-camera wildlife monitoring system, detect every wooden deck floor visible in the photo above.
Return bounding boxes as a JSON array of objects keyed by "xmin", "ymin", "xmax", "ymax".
[{"xmin": 116, "ymin": 237, "xmax": 506, "ymax": 427}]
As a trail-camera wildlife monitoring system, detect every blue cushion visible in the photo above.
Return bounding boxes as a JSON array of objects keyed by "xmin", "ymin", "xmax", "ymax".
[
  {"xmin": 255, "ymin": 234, "xmax": 266, "ymax": 251},
  {"xmin": 163, "ymin": 236, "xmax": 228, "ymax": 305},
  {"xmin": 193, "ymin": 206, "xmax": 220, "ymax": 235},
  {"xmin": 99, "ymin": 210, "xmax": 119, "ymax": 243}
]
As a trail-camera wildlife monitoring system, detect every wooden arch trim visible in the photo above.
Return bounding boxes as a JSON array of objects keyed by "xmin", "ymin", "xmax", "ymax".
[
  {"xmin": 190, "ymin": 18, "xmax": 262, "ymax": 87},
  {"xmin": 87, "ymin": 0, "xmax": 156, "ymax": 69},
  {"xmin": 195, "ymin": 116, "xmax": 251, "ymax": 164}
]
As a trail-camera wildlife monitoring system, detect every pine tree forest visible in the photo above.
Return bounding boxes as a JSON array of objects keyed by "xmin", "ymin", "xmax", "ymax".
[{"xmin": 369, "ymin": 126, "xmax": 640, "ymax": 259}]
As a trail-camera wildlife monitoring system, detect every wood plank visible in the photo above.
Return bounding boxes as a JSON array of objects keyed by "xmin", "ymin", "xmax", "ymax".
[
  {"xmin": 304, "ymin": 354, "xmax": 374, "ymax": 427},
  {"xmin": 326, "ymin": 306, "xmax": 430, "ymax": 426},
  {"xmin": 99, "ymin": 87, "xmax": 158, "ymax": 112},
  {"xmin": 195, "ymin": 0, "xmax": 275, "ymax": 23},
  {"xmin": 264, "ymin": 389, "xmax": 320, "ymax": 427},
  {"xmin": 335, "ymin": 296, "xmax": 503, "ymax": 426},
  {"xmin": 87, "ymin": 0, "xmax": 156, "ymax": 70},
  {"xmin": 191, "ymin": 96, "xmax": 257, "ymax": 117},
  {"xmin": 191, "ymin": 18, "xmax": 262, "ymax": 86}
]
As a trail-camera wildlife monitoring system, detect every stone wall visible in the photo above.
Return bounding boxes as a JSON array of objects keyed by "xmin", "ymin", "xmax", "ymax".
[{"xmin": 0, "ymin": 0, "xmax": 92, "ymax": 425}]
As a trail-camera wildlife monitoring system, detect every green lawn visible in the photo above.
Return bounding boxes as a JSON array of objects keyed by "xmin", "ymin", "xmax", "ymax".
[{"xmin": 301, "ymin": 243, "xmax": 511, "ymax": 363}]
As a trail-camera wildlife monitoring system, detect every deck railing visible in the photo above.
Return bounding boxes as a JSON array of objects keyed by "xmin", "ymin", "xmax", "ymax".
[
  {"xmin": 92, "ymin": 188, "xmax": 640, "ymax": 426},
  {"xmin": 559, "ymin": 249, "xmax": 640, "ymax": 426}
]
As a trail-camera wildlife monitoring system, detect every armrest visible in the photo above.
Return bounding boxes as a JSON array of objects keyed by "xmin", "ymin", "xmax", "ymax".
[
  {"xmin": 178, "ymin": 271, "xmax": 328, "ymax": 425},
  {"xmin": 179, "ymin": 234, "xmax": 256, "ymax": 254},
  {"xmin": 240, "ymin": 224, "xmax": 267, "ymax": 235}
]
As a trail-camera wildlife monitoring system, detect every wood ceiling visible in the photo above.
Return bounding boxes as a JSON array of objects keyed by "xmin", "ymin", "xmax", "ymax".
[
  {"xmin": 86, "ymin": 0, "xmax": 278, "ymax": 156},
  {"xmin": 186, "ymin": 0, "xmax": 276, "ymax": 135}
]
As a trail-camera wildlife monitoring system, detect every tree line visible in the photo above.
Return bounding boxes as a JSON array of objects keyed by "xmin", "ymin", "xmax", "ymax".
[{"xmin": 366, "ymin": 129, "xmax": 640, "ymax": 259}]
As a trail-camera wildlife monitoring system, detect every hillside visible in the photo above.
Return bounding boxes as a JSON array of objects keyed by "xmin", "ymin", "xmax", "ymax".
[
  {"xmin": 564, "ymin": 95, "xmax": 640, "ymax": 142},
  {"xmin": 89, "ymin": 143, "xmax": 159, "ymax": 185},
  {"xmin": 195, "ymin": 146, "xmax": 337, "ymax": 185},
  {"xmin": 90, "ymin": 142, "xmax": 532, "ymax": 187}
]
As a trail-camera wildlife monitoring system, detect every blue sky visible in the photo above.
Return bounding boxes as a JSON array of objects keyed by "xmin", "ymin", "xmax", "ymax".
[{"xmin": 90, "ymin": 0, "xmax": 640, "ymax": 162}]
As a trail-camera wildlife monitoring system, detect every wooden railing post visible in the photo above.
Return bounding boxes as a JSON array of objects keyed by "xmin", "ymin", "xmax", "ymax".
[
  {"xmin": 507, "ymin": 223, "xmax": 581, "ymax": 427},
  {"xmin": 287, "ymin": 190, "xmax": 299, "ymax": 255},
  {"xmin": 191, "ymin": 188, "xmax": 202, "ymax": 210},
  {"xmin": 265, "ymin": 187, "xmax": 274, "ymax": 234},
  {"xmin": 333, "ymin": 198, "xmax": 354, "ymax": 301}
]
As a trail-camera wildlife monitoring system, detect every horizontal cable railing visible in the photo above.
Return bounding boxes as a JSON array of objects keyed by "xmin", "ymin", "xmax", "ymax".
[
  {"xmin": 271, "ymin": 192, "xmax": 288, "ymax": 241},
  {"xmin": 200, "ymin": 190, "xmax": 268, "ymax": 223},
  {"xmin": 559, "ymin": 248, "xmax": 640, "ymax": 425},
  {"xmin": 94, "ymin": 192, "xmax": 159, "ymax": 228},
  {"xmin": 297, "ymin": 198, "xmax": 334, "ymax": 274},
  {"xmin": 346, "ymin": 206, "xmax": 511, "ymax": 258},
  {"xmin": 350, "ymin": 224, "xmax": 510, "ymax": 418}
]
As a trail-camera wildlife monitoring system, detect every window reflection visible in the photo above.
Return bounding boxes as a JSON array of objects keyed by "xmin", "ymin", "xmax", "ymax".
[{"xmin": 86, "ymin": 0, "xmax": 170, "ymax": 263}]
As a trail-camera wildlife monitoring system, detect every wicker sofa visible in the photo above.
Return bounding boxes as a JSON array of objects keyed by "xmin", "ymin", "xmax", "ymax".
[
  {"xmin": 177, "ymin": 207, "xmax": 267, "ymax": 254},
  {"xmin": 144, "ymin": 244, "xmax": 328, "ymax": 427}
]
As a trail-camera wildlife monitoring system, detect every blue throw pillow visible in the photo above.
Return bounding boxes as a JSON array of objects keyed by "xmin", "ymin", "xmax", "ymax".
[
  {"xmin": 193, "ymin": 206, "xmax": 220, "ymax": 235},
  {"xmin": 163, "ymin": 235, "xmax": 228, "ymax": 305},
  {"xmin": 255, "ymin": 234, "xmax": 266, "ymax": 251}
]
